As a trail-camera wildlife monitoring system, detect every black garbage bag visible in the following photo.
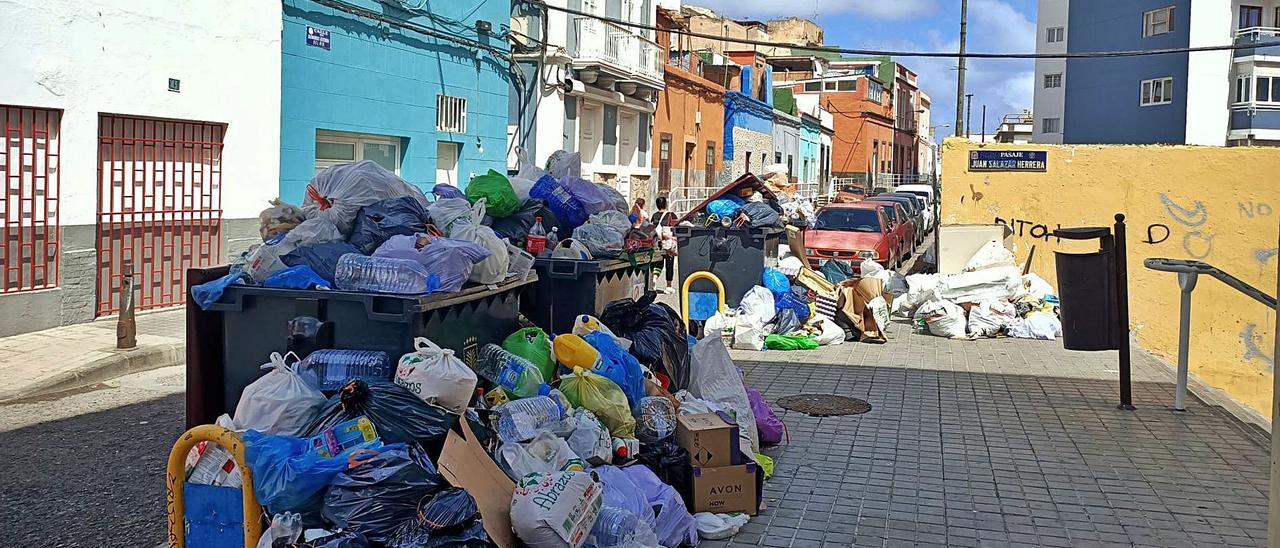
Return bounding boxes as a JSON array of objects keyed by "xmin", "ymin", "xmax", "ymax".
[
  {"xmin": 283, "ymin": 242, "xmax": 362, "ymax": 284},
  {"xmin": 386, "ymin": 488, "xmax": 491, "ymax": 548},
  {"xmin": 349, "ymin": 196, "xmax": 431, "ymax": 254},
  {"xmin": 636, "ymin": 441, "xmax": 694, "ymax": 505},
  {"xmin": 773, "ymin": 308, "xmax": 800, "ymax": 335},
  {"xmin": 287, "ymin": 530, "xmax": 372, "ymax": 548},
  {"xmin": 601, "ymin": 292, "xmax": 691, "ymax": 391},
  {"xmin": 304, "ymin": 380, "xmax": 458, "ymax": 458},
  {"xmin": 740, "ymin": 201, "xmax": 781, "ymax": 228},
  {"xmin": 489, "ymin": 198, "xmax": 544, "ymax": 246},
  {"xmin": 322, "ymin": 443, "xmax": 445, "ymax": 544}
]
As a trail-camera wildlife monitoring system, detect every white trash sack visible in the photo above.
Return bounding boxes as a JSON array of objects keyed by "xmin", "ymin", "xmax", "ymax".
[
  {"xmin": 302, "ymin": 160, "xmax": 430, "ymax": 234},
  {"xmin": 448, "ymin": 199, "xmax": 510, "ymax": 284},
  {"xmin": 689, "ymin": 334, "xmax": 760, "ymax": 456},
  {"xmin": 811, "ymin": 316, "xmax": 846, "ymax": 346},
  {"xmin": 694, "ymin": 513, "xmax": 751, "ymax": 540},
  {"xmin": 737, "ymin": 286, "xmax": 776, "ymax": 327},
  {"xmin": 511, "ymin": 471, "xmax": 603, "ymax": 548},
  {"xmin": 233, "ymin": 352, "xmax": 326, "ymax": 436},
  {"xmin": 966, "ymin": 300, "xmax": 1019, "ymax": 338},
  {"xmin": 394, "ymin": 337, "xmax": 478, "ymax": 414},
  {"xmin": 1009, "ymin": 312, "xmax": 1063, "ymax": 340},
  {"xmin": 915, "ymin": 299, "xmax": 969, "ymax": 339},
  {"xmin": 499, "ymin": 431, "xmax": 583, "ymax": 482},
  {"xmin": 730, "ymin": 318, "xmax": 767, "ymax": 351}
]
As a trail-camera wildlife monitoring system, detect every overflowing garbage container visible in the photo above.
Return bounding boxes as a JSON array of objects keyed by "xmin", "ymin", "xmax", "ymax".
[{"xmin": 522, "ymin": 252, "xmax": 664, "ymax": 334}]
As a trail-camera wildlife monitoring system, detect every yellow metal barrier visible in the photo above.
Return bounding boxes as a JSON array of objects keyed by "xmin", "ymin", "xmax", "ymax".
[
  {"xmin": 166, "ymin": 425, "xmax": 263, "ymax": 548},
  {"xmin": 680, "ymin": 270, "xmax": 726, "ymax": 332}
]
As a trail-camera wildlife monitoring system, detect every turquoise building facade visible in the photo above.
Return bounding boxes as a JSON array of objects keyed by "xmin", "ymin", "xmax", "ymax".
[
  {"xmin": 799, "ymin": 114, "xmax": 821, "ymax": 187},
  {"xmin": 280, "ymin": 0, "xmax": 512, "ymax": 201}
]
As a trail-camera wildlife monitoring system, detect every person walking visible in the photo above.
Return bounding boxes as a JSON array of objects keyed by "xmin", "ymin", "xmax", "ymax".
[{"xmin": 653, "ymin": 197, "xmax": 678, "ymax": 293}]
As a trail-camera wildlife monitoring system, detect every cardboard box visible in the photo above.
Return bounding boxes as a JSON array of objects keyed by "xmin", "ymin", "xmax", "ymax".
[
  {"xmin": 676, "ymin": 412, "xmax": 740, "ymax": 467},
  {"xmin": 690, "ymin": 460, "xmax": 760, "ymax": 515},
  {"xmin": 438, "ymin": 419, "xmax": 517, "ymax": 548}
]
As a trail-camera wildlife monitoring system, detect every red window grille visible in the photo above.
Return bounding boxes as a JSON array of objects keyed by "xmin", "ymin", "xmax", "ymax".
[
  {"xmin": 0, "ymin": 106, "xmax": 61, "ymax": 293},
  {"xmin": 96, "ymin": 115, "xmax": 224, "ymax": 315}
]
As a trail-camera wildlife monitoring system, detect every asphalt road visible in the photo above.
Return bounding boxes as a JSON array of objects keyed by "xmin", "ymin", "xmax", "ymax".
[{"xmin": 0, "ymin": 366, "xmax": 186, "ymax": 547}]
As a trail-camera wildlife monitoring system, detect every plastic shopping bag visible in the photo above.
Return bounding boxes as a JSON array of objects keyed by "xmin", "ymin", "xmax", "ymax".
[
  {"xmin": 394, "ymin": 337, "xmax": 478, "ymax": 414},
  {"xmin": 373, "ymin": 234, "xmax": 492, "ymax": 294},
  {"xmin": 688, "ymin": 335, "xmax": 760, "ymax": 455},
  {"xmin": 747, "ymin": 388, "xmax": 786, "ymax": 446},
  {"xmin": 243, "ymin": 429, "xmax": 375, "ymax": 514},
  {"xmin": 583, "ymin": 331, "xmax": 646, "ymax": 414},
  {"xmin": 447, "ymin": 200, "xmax": 510, "ymax": 284},
  {"xmin": 466, "ymin": 169, "xmax": 520, "ymax": 218},
  {"xmin": 559, "ymin": 367, "xmax": 636, "ymax": 438},
  {"xmin": 511, "ymin": 471, "xmax": 603, "ymax": 548},
  {"xmin": 503, "ymin": 327, "xmax": 556, "ymax": 382},
  {"xmin": 738, "ymin": 286, "xmax": 776, "ymax": 327},
  {"xmin": 566, "ymin": 408, "xmax": 613, "ymax": 465},
  {"xmin": 234, "ymin": 352, "xmax": 326, "ymax": 436},
  {"xmin": 764, "ymin": 334, "xmax": 818, "ymax": 350},
  {"xmin": 303, "ymin": 161, "xmax": 430, "ymax": 234},
  {"xmin": 497, "ymin": 431, "xmax": 585, "ymax": 481}
]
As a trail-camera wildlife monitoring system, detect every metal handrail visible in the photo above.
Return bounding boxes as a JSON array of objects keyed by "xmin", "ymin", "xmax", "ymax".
[{"xmin": 1143, "ymin": 258, "xmax": 1277, "ymax": 411}]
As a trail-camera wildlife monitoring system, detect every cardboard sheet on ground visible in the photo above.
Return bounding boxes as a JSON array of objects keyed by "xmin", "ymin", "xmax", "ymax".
[{"xmin": 438, "ymin": 419, "xmax": 517, "ymax": 548}]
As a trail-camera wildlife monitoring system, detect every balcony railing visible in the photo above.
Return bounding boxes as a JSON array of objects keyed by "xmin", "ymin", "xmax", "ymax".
[
  {"xmin": 573, "ymin": 17, "xmax": 664, "ymax": 85},
  {"xmin": 1229, "ymin": 103, "xmax": 1280, "ymax": 132},
  {"xmin": 1234, "ymin": 27, "xmax": 1280, "ymax": 56}
]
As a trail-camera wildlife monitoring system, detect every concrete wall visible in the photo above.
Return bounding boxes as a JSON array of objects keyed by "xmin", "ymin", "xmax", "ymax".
[
  {"xmin": 0, "ymin": 0, "xmax": 281, "ymax": 333},
  {"xmin": 941, "ymin": 139, "xmax": 1279, "ymax": 418}
]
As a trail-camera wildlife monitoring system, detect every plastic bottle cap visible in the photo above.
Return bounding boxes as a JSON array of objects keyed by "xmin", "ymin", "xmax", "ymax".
[{"xmin": 535, "ymin": 216, "xmax": 543, "ymax": 221}]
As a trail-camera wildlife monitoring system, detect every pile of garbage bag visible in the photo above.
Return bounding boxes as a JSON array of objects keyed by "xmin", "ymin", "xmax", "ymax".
[
  {"xmin": 677, "ymin": 171, "xmax": 813, "ymax": 229},
  {"xmin": 194, "ymin": 152, "xmax": 660, "ymax": 308},
  {"xmin": 186, "ymin": 291, "xmax": 789, "ymax": 547}
]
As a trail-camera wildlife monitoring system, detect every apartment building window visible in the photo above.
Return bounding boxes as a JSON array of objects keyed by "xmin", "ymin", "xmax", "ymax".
[
  {"xmin": 837, "ymin": 80, "xmax": 855, "ymax": 91},
  {"xmin": 1246, "ymin": 75, "xmax": 1280, "ymax": 103},
  {"xmin": 745, "ymin": 151, "xmax": 752, "ymax": 171},
  {"xmin": 1236, "ymin": 76, "xmax": 1252, "ymax": 103},
  {"xmin": 1046, "ymin": 26, "xmax": 1064, "ymax": 43},
  {"xmin": 804, "ymin": 81, "xmax": 821, "ymax": 92},
  {"xmin": 1240, "ymin": 5, "xmax": 1263, "ymax": 29},
  {"xmin": 1044, "ymin": 73, "xmax": 1063, "ymax": 89},
  {"xmin": 1142, "ymin": 7, "xmax": 1175, "ymax": 37},
  {"xmin": 1140, "ymin": 77, "xmax": 1174, "ymax": 106},
  {"xmin": 316, "ymin": 130, "xmax": 401, "ymax": 174},
  {"xmin": 1042, "ymin": 117, "xmax": 1061, "ymax": 134},
  {"xmin": 824, "ymin": 81, "xmax": 837, "ymax": 91}
]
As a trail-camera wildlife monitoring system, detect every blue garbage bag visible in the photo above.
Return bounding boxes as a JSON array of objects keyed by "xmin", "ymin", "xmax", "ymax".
[
  {"xmin": 431, "ymin": 184, "xmax": 465, "ymax": 200},
  {"xmin": 283, "ymin": 242, "xmax": 363, "ymax": 284},
  {"xmin": 562, "ymin": 175, "xmax": 614, "ymax": 215},
  {"xmin": 763, "ymin": 267, "xmax": 789, "ymax": 297},
  {"xmin": 263, "ymin": 265, "xmax": 331, "ymax": 290},
  {"xmin": 584, "ymin": 331, "xmax": 646, "ymax": 415},
  {"xmin": 707, "ymin": 198, "xmax": 742, "ymax": 219},
  {"xmin": 348, "ymin": 196, "xmax": 431, "ymax": 254},
  {"xmin": 776, "ymin": 291, "xmax": 811, "ymax": 321},
  {"xmin": 190, "ymin": 271, "xmax": 246, "ymax": 309},
  {"xmin": 530, "ymin": 174, "xmax": 589, "ymax": 229},
  {"xmin": 243, "ymin": 429, "xmax": 371, "ymax": 514}
]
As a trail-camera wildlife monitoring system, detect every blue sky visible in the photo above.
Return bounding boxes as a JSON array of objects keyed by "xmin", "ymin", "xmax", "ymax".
[{"xmin": 687, "ymin": 0, "xmax": 1038, "ymax": 140}]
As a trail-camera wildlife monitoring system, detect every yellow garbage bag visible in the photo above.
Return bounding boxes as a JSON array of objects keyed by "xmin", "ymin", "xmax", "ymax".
[
  {"xmin": 754, "ymin": 453, "xmax": 775, "ymax": 478},
  {"xmin": 553, "ymin": 333, "xmax": 601, "ymax": 371},
  {"xmin": 559, "ymin": 367, "xmax": 635, "ymax": 438}
]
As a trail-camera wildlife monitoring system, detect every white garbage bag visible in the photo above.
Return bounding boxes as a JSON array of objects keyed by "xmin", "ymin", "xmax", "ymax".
[
  {"xmin": 233, "ymin": 352, "xmax": 326, "ymax": 436},
  {"xmin": 566, "ymin": 409, "xmax": 613, "ymax": 465},
  {"xmin": 427, "ymin": 198, "xmax": 476, "ymax": 234},
  {"xmin": 511, "ymin": 471, "xmax": 602, "ymax": 548},
  {"xmin": 672, "ymin": 390, "xmax": 725, "ymax": 416},
  {"xmin": 967, "ymin": 300, "xmax": 1018, "ymax": 337},
  {"xmin": 868, "ymin": 296, "xmax": 891, "ymax": 334},
  {"xmin": 811, "ymin": 316, "xmax": 846, "ymax": 345},
  {"xmin": 394, "ymin": 337, "xmax": 478, "ymax": 414},
  {"xmin": 499, "ymin": 431, "xmax": 583, "ymax": 482},
  {"xmin": 963, "ymin": 240, "xmax": 1017, "ymax": 272},
  {"xmin": 737, "ymin": 286, "xmax": 776, "ymax": 327},
  {"xmin": 509, "ymin": 149, "xmax": 546, "ymax": 201},
  {"xmin": 703, "ymin": 312, "xmax": 733, "ymax": 335},
  {"xmin": 730, "ymin": 318, "xmax": 767, "ymax": 351},
  {"xmin": 1008, "ymin": 312, "xmax": 1062, "ymax": 340},
  {"xmin": 1023, "ymin": 273, "xmax": 1055, "ymax": 301},
  {"xmin": 694, "ymin": 513, "xmax": 750, "ymax": 540},
  {"xmin": 448, "ymin": 199, "xmax": 510, "ymax": 284},
  {"xmin": 937, "ymin": 266, "xmax": 1024, "ymax": 304},
  {"xmin": 302, "ymin": 160, "xmax": 430, "ymax": 234},
  {"xmin": 915, "ymin": 299, "xmax": 968, "ymax": 339},
  {"xmin": 688, "ymin": 334, "xmax": 760, "ymax": 456},
  {"xmin": 282, "ymin": 218, "xmax": 344, "ymax": 248}
]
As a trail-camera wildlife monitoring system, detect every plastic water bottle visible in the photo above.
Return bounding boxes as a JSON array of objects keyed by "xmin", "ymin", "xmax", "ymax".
[
  {"xmin": 543, "ymin": 227, "xmax": 559, "ymax": 257},
  {"xmin": 475, "ymin": 344, "xmax": 545, "ymax": 397},
  {"xmin": 526, "ymin": 216, "xmax": 548, "ymax": 254},
  {"xmin": 590, "ymin": 507, "xmax": 643, "ymax": 548},
  {"xmin": 334, "ymin": 254, "xmax": 434, "ymax": 294},
  {"xmin": 494, "ymin": 395, "xmax": 565, "ymax": 443},
  {"xmin": 300, "ymin": 349, "xmax": 392, "ymax": 391}
]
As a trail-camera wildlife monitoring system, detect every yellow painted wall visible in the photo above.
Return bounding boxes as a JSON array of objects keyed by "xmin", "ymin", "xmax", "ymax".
[{"xmin": 941, "ymin": 139, "xmax": 1279, "ymax": 417}]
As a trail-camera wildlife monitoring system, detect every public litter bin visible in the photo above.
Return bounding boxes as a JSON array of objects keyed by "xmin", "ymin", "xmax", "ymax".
[
  {"xmin": 184, "ymin": 266, "xmax": 537, "ymax": 427},
  {"xmin": 522, "ymin": 252, "xmax": 664, "ymax": 334},
  {"xmin": 674, "ymin": 225, "xmax": 782, "ymax": 308},
  {"xmin": 1052, "ymin": 226, "xmax": 1119, "ymax": 351}
]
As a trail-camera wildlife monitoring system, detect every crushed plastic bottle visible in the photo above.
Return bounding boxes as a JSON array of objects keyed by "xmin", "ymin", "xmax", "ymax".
[
  {"xmin": 334, "ymin": 253, "xmax": 435, "ymax": 294},
  {"xmin": 590, "ymin": 506, "xmax": 660, "ymax": 548},
  {"xmin": 636, "ymin": 396, "xmax": 677, "ymax": 444},
  {"xmin": 475, "ymin": 344, "xmax": 545, "ymax": 398},
  {"xmin": 299, "ymin": 349, "xmax": 392, "ymax": 391},
  {"xmin": 494, "ymin": 395, "xmax": 565, "ymax": 444}
]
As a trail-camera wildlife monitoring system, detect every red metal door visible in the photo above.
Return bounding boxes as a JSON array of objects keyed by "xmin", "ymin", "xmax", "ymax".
[
  {"xmin": 1, "ymin": 106, "xmax": 61, "ymax": 294},
  {"xmin": 96, "ymin": 115, "xmax": 224, "ymax": 315}
]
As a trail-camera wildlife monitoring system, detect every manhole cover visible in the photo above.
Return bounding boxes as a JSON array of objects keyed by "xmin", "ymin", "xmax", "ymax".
[{"xmin": 776, "ymin": 394, "xmax": 871, "ymax": 417}]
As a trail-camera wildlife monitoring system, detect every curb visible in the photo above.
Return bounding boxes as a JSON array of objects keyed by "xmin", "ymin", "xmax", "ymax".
[{"xmin": 0, "ymin": 341, "xmax": 185, "ymax": 403}]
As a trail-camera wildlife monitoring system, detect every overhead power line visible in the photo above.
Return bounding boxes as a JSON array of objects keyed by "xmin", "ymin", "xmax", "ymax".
[{"xmin": 523, "ymin": 0, "xmax": 1280, "ymax": 60}]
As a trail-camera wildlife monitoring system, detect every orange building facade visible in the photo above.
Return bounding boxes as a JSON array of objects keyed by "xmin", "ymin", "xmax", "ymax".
[
  {"xmin": 781, "ymin": 76, "xmax": 894, "ymax": 179},
  {"xmin": 652, "ymin": 9, "xmax": 725, "ymax": 199}
]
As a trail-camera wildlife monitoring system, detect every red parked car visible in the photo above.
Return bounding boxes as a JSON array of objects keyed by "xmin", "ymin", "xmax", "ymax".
[
  {"xmin": 803, "ymin": 203, "xmax": 898, "ymax": 271},
  {"xmin": 862, "ymin": 199, "xmax": 914, "ymax": 261}
]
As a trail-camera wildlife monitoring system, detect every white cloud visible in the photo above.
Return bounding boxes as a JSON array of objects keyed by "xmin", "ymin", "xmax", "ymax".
[{"xmin": 684, "ymin": 0, "xmax": 938, "ymax": 20}]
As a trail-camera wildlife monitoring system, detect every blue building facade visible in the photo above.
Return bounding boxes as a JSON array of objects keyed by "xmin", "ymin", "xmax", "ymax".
[
  {"xmin": 1063, "ymin": 0, "xmax": 1191, "ymax": 144},
  {"xmin": 280, "ymin": 0, "xmax": 512, "ymax": 201}
]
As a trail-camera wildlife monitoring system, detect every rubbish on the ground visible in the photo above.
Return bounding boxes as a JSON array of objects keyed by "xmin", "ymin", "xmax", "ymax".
[
  {"xmin": 299, "ymin": 349, "xmax": 392, "ymax": 391},
  {"xmin": 694, "ymin": 512, "xmax": 750, "ymax": 540},
  {"xmin": 303, "ymin": 160, "xmax": 430, "ymax": 234},
  {"xmin": 636, "ymin": 395, "xmax": 678, "ymax": 444},
  {"xmin": 566, "ymin": 408, "xmax": 613, "ymax": 465},
  {"xmin": 747, "ymin": 388, "xmax": 786, "ymax": 446},
  {"xmin": 1008, "ymin": 311, "xmax": 1063, "ymax": 340},
  {"xmin": 676, "ymin": 412, "xmax": 741, "ymax": 467},
  {"xmin": 497, "ymin": 431, "xmax": 584, "ymax": 481},
  {"xmin": 372, "ymin": 234, "xmax": 492, "ymax": 293},
  {"xmin": 510, "ymin": 471, "xmax": 603, "ymax": 548},
  {"xmin": 837, "ymin": 276, "xmax": 890, "ymax": 342},
  {"xmin": 494, "ymin": 396, "xmax": 565, "ymax": 444},
  {"xmin": 935, "ymin": 266, "xmax": 1024, "ymax": 305},
  {"xmin": 737, "ymin": 285, "xmax": 776, "ymax": 328},
  {"xmin": 688, "ymin": 334, "xmax": 760, "ymax": 455},
  {"xmin": 559, "ymin": 367, "xmax": 635, "ymax": 438},
  {"xmin": 572, "ymin": 222, "xmax": 625, "ymax": 259},
  {"xmin": 191, "ymin": 270, "xmax": 247, "ymax": 309},
  {"xmin": 583, "ymin": 330, "xmax": 646, "ymax": 413},
  {"xmin": 437, "ymin": 419, "xmax": 518, "ymax": 548},
  {"xmin": 394, "ymin": 337, "xmax": 478, "ymax": 414},
  {"xmin": 385, "ymin": 487, "xmax": 490, "ymax": 548},
  {"xmin": 621, "ymin": 464, "xmax": 698, "ymax": 548},
  {"xmin": 762, "ymin": 267, "xmax": 789, "ymax": 297},
  {"xmin": 754, "ymin": 453, "xmax": 775, "ymax": 478},
  {"xmin": 283, "ymin": 242, "xmax": 365, "ymax": 284},
  {"xmin": 772, "ymin": 308, "xmax": 801, "ymax": 335},
  {"xmin": 810, "ymin": 317, "xmax": 845, "ymax": 346},
  {"xmin": 465, "ymin": 169, "xmax": 520, "ymax": 218},
  {"xmin": 261, "ymin": 198, "xmax": 307, "ymax": 241},
  {"xmin": 263, "ymin": 265, "xmax": 332, "ymax": 290},
  {"xmin": 763, "ymin": 334, "xmax": 818, "ymax": 350},
  {"xmin": 1023, "ymin": 273, "xmax": 1055, "ymax": 300},
  {"xmin": 243, "ymin": 429, "xmax": 375, "ymax": 514},
  {"xmin": 967, "ymin": 299, "xmax": 1019, "ymax": 337},
  {"xmin": 589, "ymin": 506, "xmax": 660, "ymax": 548},
  {"xmin": 916, "ymin": 299, "xmax": 969, "ymax": 339},
  {"xmin": 257, "ymin": 511, "xmax": 303, "ymax": 548},
  {"xmin": 233, "ymin": 352, "xmax": 326, "ymax": 436},
  {"xmin": 476, "ymin": 344, "xmax": 545, "ymax": 399},
  {"xmin": 690, "ymin": 457, "xmax": 760, "ymax": 515},
  {"xmin": 673, "ymin": 390, "xmax": 724, "ymax": 416},
  {"xmin": 348, "ymin": 196, "xmax": 431, "ymax": 254},
  {"xmin": 322, "ymin": 443, "xmax": 444, "ymax": 543},
  {"xmin": 819, "ymin": 259, "xmax": 855, "ymax": 284},
  {"xmin": 432, "ymin": 183, "xmax": 465, "ymax": 200},
  {"xmin": 552, "ymin": 333, "xmax": 602, "ymax": 372},
  {"xmin": 447, "ymin": 200, "xmax": 511, "ymax": 285},
  {"xmin": 304, "ymin": 380, "xmax": 455, "ymax": 448},
  {"xmin": 305, "ymin": 416, "xmax": 382, "ymax": 458},
  {"xmin": 868, "ymin": 295, "xmax": 890, "ymax": 333},
  {"xmin": 891, "ymin": 273, "xmax": 940, "ymax": 318},
  {"xmin": 503, "ymin": 327, "xmax": 556, "ymax": 382},
  {"xmin": 600, "ymin": 294, "xmax": 691, "ymax": 391},
  {"xmin": 964, "ymin": 240, "xmax": 1017, "ymax": 272},
  {"xmin": 730, "ymin": 317, "xmax": 767, "ymax": 351}
]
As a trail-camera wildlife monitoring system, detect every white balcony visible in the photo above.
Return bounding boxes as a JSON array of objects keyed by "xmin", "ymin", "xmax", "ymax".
[
  {"xmin": 572, "ymin": 17, "xmax": 664, "ymax": 90},
  {"xmin": 1235, "ymin": 27, "xmax": 1280, "ymax": 58}
]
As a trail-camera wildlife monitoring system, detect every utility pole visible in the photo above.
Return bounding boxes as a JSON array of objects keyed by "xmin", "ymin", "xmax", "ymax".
[
  {"xmin": 981, "ymin": 104, "xmax": 987, "ymax": 143},
  {"xmin": 954, "ymin": 0, "xmax": 968, "ymax": 137},
  {"xmin": 965, "ymin": 94, "xmax": 974, "ymax": 139}
]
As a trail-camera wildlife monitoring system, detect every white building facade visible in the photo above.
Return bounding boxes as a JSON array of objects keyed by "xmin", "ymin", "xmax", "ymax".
[
  {"xmin": 0, "ymin": 0, "xmax": 281, "ymax": 335},
  {"xmin": 1033, "ymin": 0, "xmax": 1069, "ymax": 143}
]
